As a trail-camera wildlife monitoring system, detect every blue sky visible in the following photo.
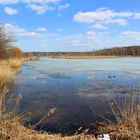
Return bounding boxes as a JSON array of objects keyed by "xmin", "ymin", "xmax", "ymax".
[{"xmin": 0, "ymin": 0, "xmax": 140, "ymax": 52}]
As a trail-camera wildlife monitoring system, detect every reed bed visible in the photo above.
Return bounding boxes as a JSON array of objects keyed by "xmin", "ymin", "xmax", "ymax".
[
  {"xmin": 0, "ymin": 65, "xmax": 14, "ymax": 85},
  {"xmin": 99, "ymin": 100, "xmax": 140, "ymax": 140},
  {"xmin": 0, "ymin": 57, "xmax": 39, "ymax": 112}
]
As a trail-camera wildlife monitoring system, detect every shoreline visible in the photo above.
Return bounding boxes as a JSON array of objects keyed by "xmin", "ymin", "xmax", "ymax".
[{"xmin": 48, "ymin": 55, "xmax": 140, "ymax": 59}]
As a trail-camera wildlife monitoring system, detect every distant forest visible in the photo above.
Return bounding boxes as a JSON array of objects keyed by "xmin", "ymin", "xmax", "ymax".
[{"xmin": 25, "ymin": 46, "xmax": 140, "ymax": 57}]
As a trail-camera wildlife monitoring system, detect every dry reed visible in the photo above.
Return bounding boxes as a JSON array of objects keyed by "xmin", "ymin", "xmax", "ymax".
[{"xmin": 99, "ymin": 97, "xmax": 140, "ymax": 140}]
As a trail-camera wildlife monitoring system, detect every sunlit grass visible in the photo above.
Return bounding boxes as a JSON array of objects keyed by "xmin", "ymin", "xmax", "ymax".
[
  {"xmin": 0, "ymin": 65, "xmax": 14, "ymax": 85},
  {"xmin": 0, "ymin": 58, "xmax": 24, "ymax": 116},
  {"xmin": 99, "ymin": 96, "xmax": 140, "ymax": 140}
]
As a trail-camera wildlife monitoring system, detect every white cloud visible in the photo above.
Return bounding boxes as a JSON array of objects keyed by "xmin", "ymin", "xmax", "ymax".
[
  {"xmin": 4, "ymin": 23, "xmax": 37, "ymax": 38},
  {"xmin": 4, "ymin": 7, "xmax": 18, "ymax": 15},
  {"xmin": 37, "ymin": 27, "xmax": 47, "ymax": 32},
  {"xmin": 27, "ymin": 3, "xmax": 54, "ymax": 14},
  {"xmin": 74, "ymin": 8, "xmax": 140, "ymax": 28},
  {"xmin": 0, "ymin": 0, "xmax": 19, "ymax": 5},
  {"xmin": 104, "ymin": 18, "xmax": 128, "ymax": 26},
  {"xmin": 91, "ymin": 23, "xmax": 107, "ymax": 29},
  {"xmin": 20, "ymin": 32, "xmax": 37, "ymax": 38},
  {"xmin": 134, "ymin": 13, "xmax": 140, "ymax": 19},
  {"xmin": 23, "ymin": 0, "xmax": 60, "ymax": 4},
  {"xmin": 56, "ymin": 28, "xmax": 63, "ymax": 32},
  {"xmin": 56, "ymin": 31, "xmax": 97, "ymax": 45},
  {"xmin": 121, "ymin": 31, "xmax": 140, "ymax": 40},
  {"xmin": 86, "ymin": 31, "xmax": 97, "ymax": 39},
  {"xmin": 0, "ymin": 0, "xmax": 60, "ymax": 5},
  {"xmin": 53, "ymin": 32, "xmax": 99, "ymax": 51},
  {"xmin": 0, "ymin": 0, "xmax": 69, "ymax": 14},
  {"xmin": 74, "ymin": 9, "xmax": 133, "ymax": 23},
  {"xmin": 58, "ymin": 3, "xmax": 70, "ymax": 11},
  {"xmin": 28, "ymin": 4, "xmax": 46, "ymax": 14}
]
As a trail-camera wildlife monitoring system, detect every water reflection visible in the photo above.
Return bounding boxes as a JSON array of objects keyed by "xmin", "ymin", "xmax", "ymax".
[{"xmin": 6, "ymin": 57, "xmax": 140, "ymax": 135}]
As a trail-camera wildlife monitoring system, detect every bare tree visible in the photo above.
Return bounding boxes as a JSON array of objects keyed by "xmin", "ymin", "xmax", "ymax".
[{"xmin": 0, "ymin": 25, "xmax": 14, "ymax": 59}]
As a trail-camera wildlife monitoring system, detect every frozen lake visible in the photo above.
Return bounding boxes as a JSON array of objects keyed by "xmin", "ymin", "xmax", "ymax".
[{"xmin": 8, "ymin": 57, "xmax": 140, "ymax": 134}]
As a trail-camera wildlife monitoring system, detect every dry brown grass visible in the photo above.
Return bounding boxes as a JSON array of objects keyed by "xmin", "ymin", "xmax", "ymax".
[
  {"xmin": 0, "ymin": 65, "xmax": 15, "ymax": 85},
  {"xmin": 99, "ymin": 103, "xmax": 140, "ymax": 140},
  {"xmin": 0, "ymin": 57, "xmax": 38, "ymax": 85},
  {"xmin": 0, "ymin": 59, "xmax": 17, "ymax": 116},
  {"xmin": 0, "ymin": 58, "xmax": 25, "ymax": 115},
  {"xmin": 0, "ymin": 57, "xmax": 39, "ymax": 116},
  {"xmin": 0, "ymin": 115, "xmax": 96, "ymax": 140},
  {"xmin": 0, "ymin": 57, "xmax": 38, "ymax": 68},
  {"xmin": 0, "ymin": 59, "xmax": 21, "ymax": 68}
]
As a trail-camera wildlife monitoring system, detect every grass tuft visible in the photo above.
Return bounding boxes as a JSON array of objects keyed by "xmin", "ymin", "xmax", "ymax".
[
  {"xmin": 0, "ymin": 116, "xmax": 96, "ymax": 140},
  {"xmin": 99, "ymin": 103, "xmax": 140, "ymax": 140}
]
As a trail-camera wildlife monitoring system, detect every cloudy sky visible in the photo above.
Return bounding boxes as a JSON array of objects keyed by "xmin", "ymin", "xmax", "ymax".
[{"xmin": 0, "ymin": 0, "xmax": 140, "ymax": 52}]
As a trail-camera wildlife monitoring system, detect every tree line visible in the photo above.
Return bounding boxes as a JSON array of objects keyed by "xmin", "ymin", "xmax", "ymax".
[
  {"xmin": 93, "ymin": 46, "xmax": 140, "ymax": 56},
  {"xmin": 25, "ymin": 46, "xmax": 140, "ymax": 57}
]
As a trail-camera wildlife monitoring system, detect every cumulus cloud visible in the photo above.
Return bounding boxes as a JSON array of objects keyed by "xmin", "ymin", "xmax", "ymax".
[
  {"xmin": 121, "ymin": 31, "xmax": 140, "ymax": 40},
  {"xmin": 0, "ymin": 0, "xmax": 69, "ymax": 14},
  {"xmin": 27, "ymin": 3, "xmax": 54, "ymax": 14},
  {"xmin": 0, "ymin": 0, "xmax": 60, "ymax": 4},
  {"xmin": 58, "ymin": 3, "xmax": 70, "ymax": 11},
  {"xmin": 0, "ymin": 0, "xmax": 19, "ymax": 5},
  {"xmin": 74, "ymin": 8, "xmax": 140, "ymax": 28},
  {"xmin": 28, "ymin": 4, "xmax": 45, "ymax": 14},
  {"xmin": 4, "ymin": 7, "xmax": 18, "ymax": 15},
  {"xmin": 74, "ymin": 8, "xmax": 133, "ymax": 23},
  {"xmin": 134, "ymin": 13, "xmax": 140, "ymax": 19},
  {"xmin": 25, "ymin": 0, "xmax": 60, "ymax": 14},
  {"xmin": 4, "ymin": 23, "xmax": 37, "ymax": 38},
  {"xmin": 90, "ymin": 23, "xmax": 107, "ymax": 29}
]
